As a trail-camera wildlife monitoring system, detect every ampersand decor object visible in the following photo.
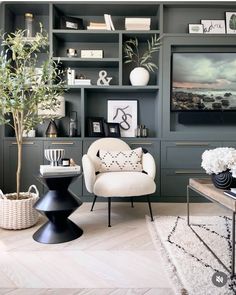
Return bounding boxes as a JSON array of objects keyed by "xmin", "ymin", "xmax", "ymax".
[{"xmin": 97, "ymin": 70, "xmax": 112, "ymax": 86}]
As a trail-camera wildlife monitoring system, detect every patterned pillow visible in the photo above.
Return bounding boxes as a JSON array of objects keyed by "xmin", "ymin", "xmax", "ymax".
[{"xmin": 98, "ymin": 148, "xmax": 143, "ymax": 172}]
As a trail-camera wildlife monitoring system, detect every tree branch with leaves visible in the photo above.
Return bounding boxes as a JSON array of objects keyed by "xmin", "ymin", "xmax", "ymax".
[
  {"xmin": 0, "ymin": 27, "xmax": 65, "ymax": 199},
  {"xmin": 123, "ymin": 34, "xmax": 161, "ymax": 72}
]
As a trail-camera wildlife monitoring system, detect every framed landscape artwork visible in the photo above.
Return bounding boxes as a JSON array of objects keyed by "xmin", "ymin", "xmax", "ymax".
[
  {"xmin": 171, "ymin": 52, "xmax": 236, "ymax": 111},
  {"xmin": 107, "ymin": 100, "xmax": 137, "ymax": 137}
]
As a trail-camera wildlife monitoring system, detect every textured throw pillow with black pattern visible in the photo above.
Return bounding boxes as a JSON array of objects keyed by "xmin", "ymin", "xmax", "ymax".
[{"xmin": 98, "ymin": 148, "xmax": 143, "ymax": 172}]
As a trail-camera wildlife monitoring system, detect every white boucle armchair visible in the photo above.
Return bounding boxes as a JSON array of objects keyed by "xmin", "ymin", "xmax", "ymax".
[{"xmin": 82, "ymin": 138, "xmax": 156, "ymax": 227}]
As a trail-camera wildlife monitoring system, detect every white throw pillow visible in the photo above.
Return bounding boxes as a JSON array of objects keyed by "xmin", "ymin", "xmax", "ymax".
[{"xmin": 98, "ymin": 148, "xmax": 143, "ymax": 172}]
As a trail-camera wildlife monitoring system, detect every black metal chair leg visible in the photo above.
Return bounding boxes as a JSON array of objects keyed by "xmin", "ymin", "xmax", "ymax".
[
  {"xmin": 131, "ymin": 197, "xmax": 134, "ymax": 208},
  {"xmin": 108, "ymin": 198, "xmax": 111, "ymax": 227},
  {"xmin": 90, "ymin": 195, "xmax": 97, "ymax": 211},
  {"xmin": 147, "ymin": 195, "xmax": 154, "ymax": 221}
]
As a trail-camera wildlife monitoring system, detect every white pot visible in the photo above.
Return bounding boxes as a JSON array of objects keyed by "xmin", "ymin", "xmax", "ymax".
[
  {"xmin": 129, "ymin": 67, "xmax": 150, "ymax": 86},
  {"xmin": 0, "ymin": 185, "xmax": 39, "ymax": 230}
]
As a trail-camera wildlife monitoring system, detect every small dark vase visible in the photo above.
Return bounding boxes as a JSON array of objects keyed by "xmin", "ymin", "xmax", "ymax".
[{"xmin": 211, "ymin": 170, "xmax": 236, "ymax": 189}]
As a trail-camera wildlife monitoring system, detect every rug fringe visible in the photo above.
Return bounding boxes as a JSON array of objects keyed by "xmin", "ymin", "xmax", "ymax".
[{"xmin": 146, "ymin": 216, "xmax": 188, "ymax": 295}]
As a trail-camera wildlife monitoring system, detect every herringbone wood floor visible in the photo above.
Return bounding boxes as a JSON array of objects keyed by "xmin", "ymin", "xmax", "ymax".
[{"xmin": 0, "ymin": 202, "xmax": 230, "ymax": 295}]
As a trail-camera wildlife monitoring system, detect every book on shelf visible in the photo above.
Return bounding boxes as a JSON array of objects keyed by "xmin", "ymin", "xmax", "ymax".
[
  {"xmin": 40, "ymin": 165, "xmax": 81, "ymax": 176},
  {"xmin": 74, "ymin": 79, "xmax": 91, "ymax": 85},
  {"xmin": 125, "ymin": 17, "xmax": 151, "ymax": 30},
  {"xmin": 104, "ymin": 14, "xmax": 112, "ymax": 30},
  {"xmin": 223, "ymin": 190, "xmax": 236, "ymax": 200},
  {"xmin": 104, "ymin": 14, "xmax": 115, "ymax": 31},
  {"xmin": 87, "ymin": 21, "xmax": 107, "ymax": 30}
]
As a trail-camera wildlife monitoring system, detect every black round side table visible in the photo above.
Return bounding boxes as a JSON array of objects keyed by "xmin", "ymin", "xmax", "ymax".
[{"xmin": 33, "ymin": 174, "xmax": 83, "ymax": 244}]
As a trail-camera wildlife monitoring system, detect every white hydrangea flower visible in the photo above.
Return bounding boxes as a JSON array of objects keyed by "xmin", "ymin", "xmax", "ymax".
[{"xmin": 201, "ymin": 147, "xmax": 236, "ymax": 175}]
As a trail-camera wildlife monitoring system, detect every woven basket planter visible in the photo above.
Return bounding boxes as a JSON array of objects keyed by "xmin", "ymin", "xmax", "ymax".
[{"xmin": 0, "ymin": 185, "xmax": 39, "ymax": 230}]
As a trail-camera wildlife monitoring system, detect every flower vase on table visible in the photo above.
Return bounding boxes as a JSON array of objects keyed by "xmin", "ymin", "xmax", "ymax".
[
  {"xmin": 201, "ymin": 147, "xmax": 236, "ymax": 190},
  {"xmin": 211, "ymin": 170, "xmax": 236, "ymax": 190}
]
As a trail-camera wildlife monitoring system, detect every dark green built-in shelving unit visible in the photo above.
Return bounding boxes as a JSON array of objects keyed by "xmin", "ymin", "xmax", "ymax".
[{"xmin": 1, "ymin": 1, "xmax": 236, "ymax": 201}]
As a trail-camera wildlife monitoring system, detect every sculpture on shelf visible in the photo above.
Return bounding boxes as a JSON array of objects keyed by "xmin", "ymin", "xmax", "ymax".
[
  {"xmin": 123, "ymin": 34, "xmax": 161, "ymax": 86},
  {"xmin": 97, "ymin": 70, "xmax": 112, "ymax": 85},
  {"xmin": 0, "ymin": 27, "xmax": 65, "ymax": 229}
]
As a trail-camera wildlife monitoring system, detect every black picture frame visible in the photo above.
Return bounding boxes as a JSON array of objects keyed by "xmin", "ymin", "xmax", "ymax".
[
  {"xmin": 87, "ymin": 117, "xmax": 105, "ymax": 137},
  {"xmin": 104, "ymin": 122, "xmax": 121, "ymax": 137}
]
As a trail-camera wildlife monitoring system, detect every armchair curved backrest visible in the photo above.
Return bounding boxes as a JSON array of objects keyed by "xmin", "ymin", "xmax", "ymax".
[{"xmin": 87, "ymin": 138, "xmax": 131, "ymax": 171}]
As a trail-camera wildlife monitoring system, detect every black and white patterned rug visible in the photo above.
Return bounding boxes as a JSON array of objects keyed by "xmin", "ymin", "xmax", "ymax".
[{"xmin": 148, "ymin": 216, "xmax": 236, "ymax": 295}]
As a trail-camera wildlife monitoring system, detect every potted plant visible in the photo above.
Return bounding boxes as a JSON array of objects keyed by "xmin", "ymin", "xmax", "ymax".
[
  {"xmin": 0, "ymin": 27, "xmax": 64, "ymax": 229},
  {"xmin": 201, "ymin": 147, "xmax": 236, "ymax": 189},
  {"xmin": 123, "ymin": 34, "xmax": 161, "ymax": 86}
]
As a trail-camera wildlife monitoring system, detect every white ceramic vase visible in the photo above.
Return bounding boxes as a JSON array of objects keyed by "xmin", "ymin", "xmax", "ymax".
[{"xmin": 129, "ymin": 67, "xmax": 150, "ymax": 86}]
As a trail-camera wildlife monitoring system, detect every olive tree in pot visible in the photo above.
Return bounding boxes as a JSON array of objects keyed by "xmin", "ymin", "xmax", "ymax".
[
  {"xmin": 123, "ymin": 34, "xmax": 161, "ymax": 86},
  {"xmin": 0, "ymin": 28, "xmax": 65, "ymax": 229}
]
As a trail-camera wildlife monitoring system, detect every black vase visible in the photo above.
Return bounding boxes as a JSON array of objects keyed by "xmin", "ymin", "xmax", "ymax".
[{"xmin": 211, "ymin": 170, "xmax": 236, "ymax": 189}]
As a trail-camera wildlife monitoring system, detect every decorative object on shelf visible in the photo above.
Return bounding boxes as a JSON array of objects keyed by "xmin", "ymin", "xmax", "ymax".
[
  {"xmin": 125, "ymin": 18, "xmax": 151, "ymax": 30},
  {"xmin": 201, "ymin": 20, "xmax": 226, "ymax": 34},
  {"xmin": 22, "ymin": 129, "xmax": 36, "ymax": 138},
  {"xmin": 201, "ymin": 147, "xmax": 236, "ymax": 189},
  {"xmin": 104, "ymin": 122, "xmax": 121, "ymax": 137},
  {"xmin": 123, "ymin": 34, "xmax": 161, "ymax": 86},
  {"xmin": 226, "ymin": 12, "xmax": 236, "ymax": 34},
  {"xmin": 188, "ymin": 24, "xmax": 204, "ymax": 34},
  {"xmin": 141, "ymin": 125, "xmax": 148, "ymax": 137},
  {"xmin": 60, "ymin": 16, "xmax": 84, "ymax": 30},
  {"xmin": 70, "ymin": 158, "xmax": 76, "ymax": 166},
  {"xmin": 61, "ymin": 158, "xmax": 70, "ymax": 167},
  {"xmin": 38, "ymin": 96, "xmax": 65, "ymax": 138},
  {"xmin": 135, "ymin": 125, "xmax": 148, "ymax": 137},
  {"xmin": 97, "ymin": 70, "xmax": 112, "ymax": 85},
  {"xmin": 104, "ymin": 14, "xmax": 115, "ymax": 30},
  {"xmin": 87, "ymin": 117, "xmax": 105, "ymax": 137},
  {"xmin": 67, "ymin": 68, "xmax": 75, "ymax": 85},
  {"xmin": 0, "ymin": 28, "xmax": 64, "ymax": 229},
  {"xmin": 67, "ymin": 48, "xmax": 77, "ymax": 57},
  {"xmin": 44, "ymin": 149, "xmax": 65, "ymax": 167},
  {"xmin": 25, "ymin": 13, "xmax": 34, "ymax": 38},
  {"xmin": 0, "ymin": 185, "xmax": 39, "ymax": 230},
  {"xmin": 107, "ymin": 100, "xmax": 137, "ymax": 137},
  {"xmin": 69, "ymin": 111, "xmax": 78, "ymax": 137},
  {"xmin": 81, "ymin": 49, "xmax": 103, "ymax": 59}
]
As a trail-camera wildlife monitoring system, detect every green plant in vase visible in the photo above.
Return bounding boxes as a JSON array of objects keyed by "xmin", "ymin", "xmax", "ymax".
[
  {"xmin": 0, "ymin": 27, "xmax": 65, "ymax": 229},
  {"xmin": 123, "ymin": 34, "xmax": 161, "ymax": 86}
]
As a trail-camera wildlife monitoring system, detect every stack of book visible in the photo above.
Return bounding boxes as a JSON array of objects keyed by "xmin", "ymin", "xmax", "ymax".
[
  {"xmin": 125, "ymin": 18, "xmax": 151, "ymax": 30},
  {"xmin": 87, "ymin": 22, "xmax": 107, "ymax": 30},
  {"xmin": 74, "ymin": 79, "xmax": 91, "ymax": 86},
  {"xmin": 40, "ymin": 165, "xmax": 81, "ymax": 176}
]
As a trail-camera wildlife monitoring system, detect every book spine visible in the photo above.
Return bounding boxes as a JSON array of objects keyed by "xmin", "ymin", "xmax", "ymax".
[
  {"xmin": 108, "ymin": 15, "xmax": 115, "ymax": 31},
  {"xmin": 104, "ymin": 14, "xmax": 112, "ymax": 30}
]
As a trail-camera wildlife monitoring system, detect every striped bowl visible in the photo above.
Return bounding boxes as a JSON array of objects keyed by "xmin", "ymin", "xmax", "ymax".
[{"xmin": 44, "ymin": 149, "xmax": 65, "ymax": 166}]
